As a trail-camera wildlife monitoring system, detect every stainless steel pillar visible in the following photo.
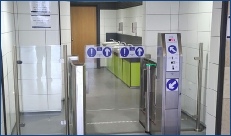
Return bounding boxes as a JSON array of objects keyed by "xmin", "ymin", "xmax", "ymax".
[
  {"xmin": 145, "ymin": 64, "xmax": 151, "ymax": 132},
  {"xmin": 63, "ymin": 45, "xmax": 69, "ymax": 135},
  {"xmin": 194, "ymin": 43, "xmax": 203, "ymax": 132}
]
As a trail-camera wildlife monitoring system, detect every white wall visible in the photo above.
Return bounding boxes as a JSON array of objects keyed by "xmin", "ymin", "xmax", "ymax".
[
  {"xmin": 100, "ymin": 10, "xmax": 117, "ymax": 67},
  {"xmin": 178, "ymin": 1, "xmax": 213, "ymax": 125},
  {"xmin": 142, "ymin": 1, "xmax": 179, "ymax": 59},
  {"xmin": 14, "ymin": 1, "xmax": 62, "ymax": 112},
  {"xmin": 116, "ymin": 5, "xmax": 143, "ymax": 37},
  {"xmin": 1, "ymin": 1, "xmax": 16, "ymax": 134},
  {"xmin": 206, "ymin": 1, "xmax": 223, "ymax": 134},
  {"xmin": 100, "ymin": 10, "xmax": 117, "ymax": 44},
  {"xmin": 100, "ymin": 6, "xmax": 144, "ymax": 43},
  {"xmin": 100, "ymin": 6, "xmax": 143, "ymax": 67}
]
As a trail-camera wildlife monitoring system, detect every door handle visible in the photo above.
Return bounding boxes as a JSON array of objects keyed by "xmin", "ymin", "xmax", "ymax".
[{"xmin": 72, "ymin": 39, "xmax": 73, "ymax": 41}]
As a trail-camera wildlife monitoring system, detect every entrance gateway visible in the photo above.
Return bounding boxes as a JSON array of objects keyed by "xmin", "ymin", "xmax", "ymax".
[{"xmin": 69, "ymin": 33, "xmax": 182, "ymax": 134}]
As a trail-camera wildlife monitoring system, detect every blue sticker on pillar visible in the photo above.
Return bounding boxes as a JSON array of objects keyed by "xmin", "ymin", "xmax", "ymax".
[
  {"xmin": 166, "ymin": 79, "xmax": 179, "ymax": 91},
  {"xmin": 168, "ymin": 45, "xmax": 177, "ymax": 54}
]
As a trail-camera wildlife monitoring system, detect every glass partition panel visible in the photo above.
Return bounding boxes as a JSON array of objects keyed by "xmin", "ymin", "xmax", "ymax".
[{"xmin": 14, "ymin": 45, "xmax": 66, "ymax": 135}]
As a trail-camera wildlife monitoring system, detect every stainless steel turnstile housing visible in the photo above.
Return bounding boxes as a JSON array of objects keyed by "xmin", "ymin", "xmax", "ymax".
[
  {"xmin": 152, "ymin": 33, "xmax": 182, "ymax": 134},
  {"xmin": 139, "ymin": 33, "xmax": 182, "ymax": 135},
  {"xmin": 68, "ymin": 58, "xmax": 86, "ymax": 135}
]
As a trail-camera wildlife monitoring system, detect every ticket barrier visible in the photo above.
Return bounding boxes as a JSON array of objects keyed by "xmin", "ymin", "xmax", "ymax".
[{"xmin": 139, "ymin": 33, "xmax": 182, "ymax": 135}]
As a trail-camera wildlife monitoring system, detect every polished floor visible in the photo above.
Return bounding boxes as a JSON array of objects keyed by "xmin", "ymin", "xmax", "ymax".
[
  {"xmin": 86, "ymin": 68, "xmax": 143, "ymax": 134},
  {"xmin": 13, "ymin": 68, "xmax": 206, "ymax": 135}
]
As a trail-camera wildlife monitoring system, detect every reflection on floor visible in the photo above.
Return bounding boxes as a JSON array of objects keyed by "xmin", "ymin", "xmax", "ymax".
[
  {"xmin": 14, "ymin": 68, "xmax": 206, "ymax": 135},
  {"xmin": 86, "ymin": 68, "xmax": 143, "ymax": 134}
]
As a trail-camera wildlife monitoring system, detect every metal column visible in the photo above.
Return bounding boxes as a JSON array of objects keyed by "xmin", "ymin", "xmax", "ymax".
[
  {"xmin": 194, "ymin": 43, "xmax": 203, "ymax": 132},
  {"xmin": 63, "ymin": 45, "xmax": 69, "ymax": 135}
]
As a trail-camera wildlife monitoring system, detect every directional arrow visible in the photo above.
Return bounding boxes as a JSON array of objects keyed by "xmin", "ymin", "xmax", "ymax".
[
  {"xmin": 166, "ymin": 79, "xmax": 178, "ymax": 91},
  {"xmin": 169, "ymin": 81, "xmax": 177, "ymax": 89},
  {"xmin": 168, "ymin": 45, "xmax": 177, "ymax": 54},
  {"xmin": 169, "ymin": 47, "xmax": 176, "ymax": 53},
  {"xmin": 135, "ymin": 47, "xmax": 144, "ymax": 57},
  {"xmin": 137, "ymin": 48, "xmax": 142, "ymax": 56},
  {"xmin": 105, "ymin": 48, "xmax": 110, "ymax": 56}
]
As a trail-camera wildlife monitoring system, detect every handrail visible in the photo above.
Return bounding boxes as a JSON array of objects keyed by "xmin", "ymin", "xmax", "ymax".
[{"xmin": 194, "ymin": 43, "xmax": 203, "ymax": 132}]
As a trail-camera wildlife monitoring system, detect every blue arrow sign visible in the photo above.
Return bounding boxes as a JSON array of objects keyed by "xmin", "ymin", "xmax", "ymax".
[
  {"xmin": 135, "ymin": 47, "xmax": 144, "ymax": 57},
  {"xmin": 87, "ymin": 47, "xmax": 96, "ymax": 57},
  {"xmin": 103, "ymin": 47, "xmax": 111, "ymax": 57},
  {"xmin": 168, "ymin": 45, "xmax": 177, "ymax": 54},
  {"xmin": 166, "ymin": 79, "xmax": 178, "ymax": 91},
  {"xmin": 120, "ymin": 47, "xmax": 129, "ymax": 57}
]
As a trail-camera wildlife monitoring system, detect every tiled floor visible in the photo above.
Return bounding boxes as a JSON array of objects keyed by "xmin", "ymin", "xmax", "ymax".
[{"xmin": 14, "ymin": 68, "xmax": 206, "ymax": 135}]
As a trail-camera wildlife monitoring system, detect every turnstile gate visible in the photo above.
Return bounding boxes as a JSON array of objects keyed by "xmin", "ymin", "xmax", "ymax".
[{"xmin": 139, "ymin": 33, "xmax": 182, "ymax": 135}]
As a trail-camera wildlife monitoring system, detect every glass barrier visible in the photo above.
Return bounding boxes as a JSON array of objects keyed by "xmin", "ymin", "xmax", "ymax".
[{"xmin": 13, "ymin": 45, "xmax": 66, "ymax": 135}]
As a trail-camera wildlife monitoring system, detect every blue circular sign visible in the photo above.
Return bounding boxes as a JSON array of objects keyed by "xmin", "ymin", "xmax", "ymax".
[
  {"xmin": 120, "ymin": 47, "xmax": 129, "ymax": 57},
  {"xmin": 103, "ymin": 47, "xmax": 111, "ymax": 57},
  {"xmin": 168, "ymin": 45, "xmax": 177, "ymax": 54},
  {"xmin": 135, "ymin": 47, "xmax": 144, "ymax": 57},
  {"xmin": 166, "ymin": 79, "xmax": 178, "ymax": 91},
  {"xmin": 87, "ymin": 48, "xmax": 96, "ymax": 57}
]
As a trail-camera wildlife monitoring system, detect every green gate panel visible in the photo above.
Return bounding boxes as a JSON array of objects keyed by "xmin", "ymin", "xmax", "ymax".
[
  {"xmin": 118, "ymin": 57, "xmax": 123, "ymax": 79},
  {"xmin": 130, "ymin": 63, "xmax": 140, "ymax": 86}
]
